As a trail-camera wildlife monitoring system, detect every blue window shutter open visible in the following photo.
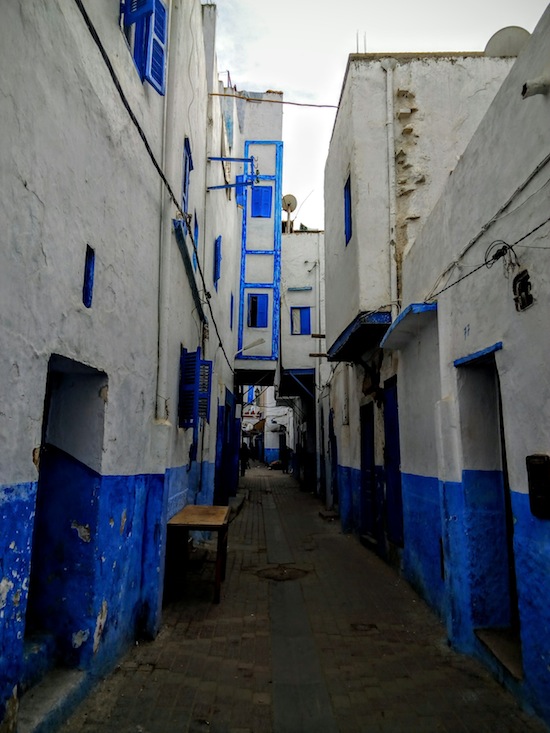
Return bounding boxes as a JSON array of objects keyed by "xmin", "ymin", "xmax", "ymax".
[
  {"xmin": 213, "ymin": 235, "xmax": 222, "ymax": 288},
  {"xmin": 145, "ymin": 0, "xmax": 167, "ymax": 95},
  {"xmin": 179, "ymin": 347, "xmax": 200, "ymax": 428},
  {"xmin": 257, "ymin": 294, "xmax": 268, "ymax": 327},
  {"xmin": 236, "ymin": 175, "xmax": 245, "ymax": 207},
  {"xmin": 251, "ymin": 186, "xmax": 272, "ymax": 218},
  {"xmin": 198, "ymin": 360, "xmax": 212, "ymax": 422},
  {"xmin": 301, "ymin": 307, "xmax": 311, "ymax": 335},
  {"xmin": 230, "ymin": 293, "xmax": 234, "ymax": 330},
  {"xmin": 182, "ymin": 137, "xmax": 193, "ymax": 215},
  {"xmin": 124, "ymin": 0, "xmax": 154, "ymax": 25}
]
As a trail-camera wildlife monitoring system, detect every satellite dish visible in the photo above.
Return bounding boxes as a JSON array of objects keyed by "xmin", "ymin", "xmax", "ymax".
[
  {"xmin": 485, "ymin": 27, "xmax": 530, "ymax": 57},
  {"xmin": 282, "ymin": 194, "xmax": 297, "ymax": 212}
]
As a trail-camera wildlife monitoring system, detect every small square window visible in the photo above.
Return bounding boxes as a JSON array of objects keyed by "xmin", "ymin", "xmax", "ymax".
[
  {"xmin": 248, "ymin": 294, "xmax": 268, "ymax": 328},
  {"xmin": 290, "ymin": 307, "xmax": 311, "ymax": 335},
  {"xmin": 251, "ymin": 186, "xmax": 272, "ymax": 218}
]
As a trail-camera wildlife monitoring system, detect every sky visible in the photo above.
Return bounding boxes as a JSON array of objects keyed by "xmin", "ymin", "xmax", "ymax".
[{"xmin": 215, "ymin": 0, "xmax": 549, "ymax": 230}]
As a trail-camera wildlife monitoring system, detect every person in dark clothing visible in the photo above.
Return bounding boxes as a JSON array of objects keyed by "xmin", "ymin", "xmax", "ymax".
[
  {"xmin": 240, "ymin": 442, "xmax": 250, "ymax": 476},
  {"xmin": 281, "ymin": 443, "xmax": 289, "ymax": 473}
]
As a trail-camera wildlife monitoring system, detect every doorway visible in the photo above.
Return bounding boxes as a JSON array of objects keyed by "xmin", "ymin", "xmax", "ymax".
[
  {"xmin": 360, "ymin": 402, "xmax": 383, "ymax": 550},
  {"xmin": 457, "ymin": 356, "xmax": 521, "ymax": 677},
  {"xmin": 23, "ymin": 355, "xmax": 107, "ymax": 685}
]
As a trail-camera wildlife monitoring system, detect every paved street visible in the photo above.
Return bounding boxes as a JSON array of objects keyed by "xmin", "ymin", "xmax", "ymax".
[{"xmin": 61, "ymin": 465, "xmax": 548, "ymax": 733}]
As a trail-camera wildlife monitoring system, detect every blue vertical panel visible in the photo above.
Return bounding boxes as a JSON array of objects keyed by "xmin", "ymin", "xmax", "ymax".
[
  {"xmin": 247, "ymin": 386, "xmax": 254, "ymax": 403},
  {"xmin": 198, "ymin": 360, "xmax": 212, "ymax": 422},
  {"xmin": 301, "ymin": 308, "xmax": 311, "ymax": 335},
  {"xmin": 236, "ymin": 175, "xmax": 245, "ymax": 207},
  {"xmin": 124, "ymin": 0, "xmax": 154, "ymax": 24},
  {"xmin": 230, "ymin": 292, "xmax": 234, "ymax": 330},
  {"xmin": 344, "ymin": 175, "xmax": 352, "ymax": 244},
  {"xmin": 145, "ymin": 0, "xmax": 167, "ymax": 95},
  {"xmin": 213, "ymin": 235, "xmax": 222, "ymax": 288},
  {"xmin": 192, "ymin": 212, "xmax": 199, "ymax": 270},
  {"xmin": 257, "ymin": 293, "xmax": 268, "ymax": 327},
  {"xmin": 384, "ymin": 378, "xmax": 404, "ymax": 546},
  {"xmin": 178, "ymin": 348, "xmax": 200, "ymax": 428},
  {"xmin": 182, "ymin": 138, "xmax": 193, "ymax": 214},
  {"xmin": 251, "ymin": 186, "xmax": 272, "ymax": 218},
  {"xmin": 82, "ymin": 245, "xmax": 95, "ymax": 308}
]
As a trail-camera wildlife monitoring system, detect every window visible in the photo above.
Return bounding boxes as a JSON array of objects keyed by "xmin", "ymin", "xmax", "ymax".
[
  {"xmin": 213, "ymin": 236, "xmax": 222, "ymax": 289},
  {"xmin": 290, "ymin": 307, "xmax": 311, "ymax": 335},
  {"xmin": 192, "ymin": 211, "xmax": 199, "ymax": 270},
  {"xmin": 251, "ymin": 186, "xmax": 272, "ymax": 218},
  {"xmin": 178, "ymin": 347, "xmax": 212, "ymax": 429},
  {"xmin": 247, "ymin": 294, "xmax": 268, "ymax": 328},
  {"xmin": 182, "ymin": 137, "xmax": 193, "ymax": 216},
  {"xmin": 82, "ymin": 245, "xmax": 95, "ymax": 308},
  {"xmin": 344, "ymin": 175, "xmax": 352, "ymax": 244},
  {"xmin": 122, "ymin": 0, "xmax": 168, "ymax": 95}
]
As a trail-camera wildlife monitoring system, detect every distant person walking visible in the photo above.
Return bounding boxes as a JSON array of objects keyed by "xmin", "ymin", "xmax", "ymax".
[{"xmin": 240, "ymin": 441, "xmax": 250, "ymax": 477}]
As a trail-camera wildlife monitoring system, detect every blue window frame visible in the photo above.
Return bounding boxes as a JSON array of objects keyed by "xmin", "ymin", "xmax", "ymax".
[
  {"xmin": 213, "ymin": 235, "xmax": 222, "ymax": 289},
  {"xmin": 178, "ymin": 347, "xmax": 212, "ymax": 429},
  {"xmin": 290, "ymin": 307, "xmax": 311, "ymax": 335},
  {"xmin": 247, "ymin": 293, "xmax": 268, "ymax": 328},
  {"xmin": 122, "ymin": 0, "xmax": 168, "ymax": 95},
  {"xmin": 82, "ymin": 245, "xmax": 95, "ymax": 309},
  {"xmin": 251, "ymin": 186, "xmax": 272, "ymax": 218},
  {"xmin": 344, "ymin": 175, "xmax": 352, "ymax": 244},
  {"xmin": 182, "ymin": 137, "xmax": 193, "ymax": 216}
]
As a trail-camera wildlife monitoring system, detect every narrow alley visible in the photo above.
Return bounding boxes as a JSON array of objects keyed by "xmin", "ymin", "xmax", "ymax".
[{"xmin": 56, "ymin": 465, "xmax": 546, "ymax": 733}]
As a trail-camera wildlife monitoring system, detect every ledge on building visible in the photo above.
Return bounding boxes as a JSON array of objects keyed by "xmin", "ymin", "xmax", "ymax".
[
  {"xmin": 380, "ymin": 303, "xmax": 437, "ymax": 350},
  {"xmin": 327, "ymin": 311, "xmax": 392, "ymax": 362}
]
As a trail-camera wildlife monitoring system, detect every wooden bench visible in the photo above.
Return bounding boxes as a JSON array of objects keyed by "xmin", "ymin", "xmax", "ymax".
[{"xmin": 168, "ymin": 505, "xmax": 230, "ymax": 603}]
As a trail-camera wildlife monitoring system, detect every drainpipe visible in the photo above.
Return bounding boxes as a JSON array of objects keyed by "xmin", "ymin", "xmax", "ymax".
[
  {"xmin": 156, "ymin": 5, "xmax": 175, "ymax": 423},
  {"xmin": 381, "ymin": 58, "xmax": 399, "ymax": 321}
]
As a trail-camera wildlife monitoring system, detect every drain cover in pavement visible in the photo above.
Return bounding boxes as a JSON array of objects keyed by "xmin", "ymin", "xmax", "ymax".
[{"xmin": 256, "ymin": 564, "xmax": 308, "ymax": 581}]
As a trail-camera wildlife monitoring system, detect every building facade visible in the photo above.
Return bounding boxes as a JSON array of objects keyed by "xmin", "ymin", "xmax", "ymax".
[
  {"xmin": 324, "ymin": 8, "xmax": 550, "ymax": 726},
  {"xmin": 0, "ymin": 1, "xmax": 282, "ymax": 729}
]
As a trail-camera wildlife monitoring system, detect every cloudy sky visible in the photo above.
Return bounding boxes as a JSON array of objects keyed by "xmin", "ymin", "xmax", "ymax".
[{"xmin": 215, "ymin": 0, "xmax": 548, "ymax": 229}]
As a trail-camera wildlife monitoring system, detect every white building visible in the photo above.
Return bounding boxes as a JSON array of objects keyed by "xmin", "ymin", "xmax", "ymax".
[
  {"xmin": 323, "ymin": 40, "xmax": 519, "ymax": 540},
  {"xmin": 382, "ymin": 10, "xmax": 550, "ymax": 724},
  {"xmin": 0, "ymin": 1, "xmax": 282, "ymax": 729}
]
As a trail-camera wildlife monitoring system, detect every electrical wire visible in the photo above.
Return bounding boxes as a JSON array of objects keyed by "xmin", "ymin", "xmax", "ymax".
[
  {"xmin": 428, "ymin": 215, "xmax": 550, "ymax": 300},
  {"xmin": 73, "ymin": 0, "xmax": 235, "ymax": 374},
  {"xmin": 210, "ymin": 92, "xmax": 338, "ymax": 109}
]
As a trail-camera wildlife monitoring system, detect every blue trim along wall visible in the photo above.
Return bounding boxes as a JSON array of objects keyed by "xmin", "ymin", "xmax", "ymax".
[
  {"xmin": 236, "ymin": 140, "xmax": 283, "ymax": 361},
  {"xmin": 401, "ymin": 473, "xmax": 447, "ymax": 619},
  {"xmin": 0, "ymin": 450, "xmax": 168, "ymax": 722},
  {"xmin": 510, "ymin": 491, "xmax": 550, "ymax": 723},
  {"xmin": 0, "ymin": 481, "xmax": 37, "ymax": 724}
]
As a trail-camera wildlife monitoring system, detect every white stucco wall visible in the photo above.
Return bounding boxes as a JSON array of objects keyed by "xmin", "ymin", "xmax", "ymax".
[
  {"xmin": 324, "ymin": 51, "xmax": 515, "ymax": 354},
  {"xmin": 0, "ymin": 0, "xmax": 257, "ymax": 485},
  {"xmin": 400, "ymin": 6, "xmax": 550, "ymax": 492}
]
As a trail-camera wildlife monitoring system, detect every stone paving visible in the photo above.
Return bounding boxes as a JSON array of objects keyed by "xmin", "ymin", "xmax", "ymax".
[{"xmin": 61, "ymin": 465, "xmax": 548, "ymax": 733}]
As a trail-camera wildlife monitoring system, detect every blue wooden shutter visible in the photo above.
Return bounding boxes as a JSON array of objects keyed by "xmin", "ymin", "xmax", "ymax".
[
  {"xmin": 124, "ymin": 0, "xmax": 154, "ymax": 25},
  {"xmin": 236, "ymin": 175, "xmax": 245, "ymax": 207},
  {"xmin": 198, "ymin": 360, "xmax": 212, "ymax": 422},
  {"xmin": 257, "ymin": 294, "xmax": 268, "ymax": 327},
  {"xmin": 230, "ymin": 293, "xmax": 234, "ymax": 330},
  {"xmin": 301, "ymin": 308, "xmax": 311, "ymax": 335},
  {"xmin": 344, "ymin": 175, "xmax": 352, "ymax": 244},
  {"xmin": 145, "ymin": 0, "xmax": 167, "ymax": 95},
  {"xmin": 179, "ymin": 347, "xmax": 200, "ymax": 428},
  {"xmin": 182, "ymin": 138, "xmax": 193, "ymax": 215},
  {"xmin": 251, "ymin": 186, "xmax": 272, "ymax": 218},
  {"xmin": 213, "ymin": 236, "xmax": 222, "ymax": 288}
]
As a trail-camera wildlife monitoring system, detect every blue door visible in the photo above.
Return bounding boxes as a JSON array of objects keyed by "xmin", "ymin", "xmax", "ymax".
[
  {"xmin": 360, "ymin": 403, "xmax": 379, "ymax": 543},
  {"xmin": 383, "ymin": 377, "xmax": 404, "ymax": 546}
]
